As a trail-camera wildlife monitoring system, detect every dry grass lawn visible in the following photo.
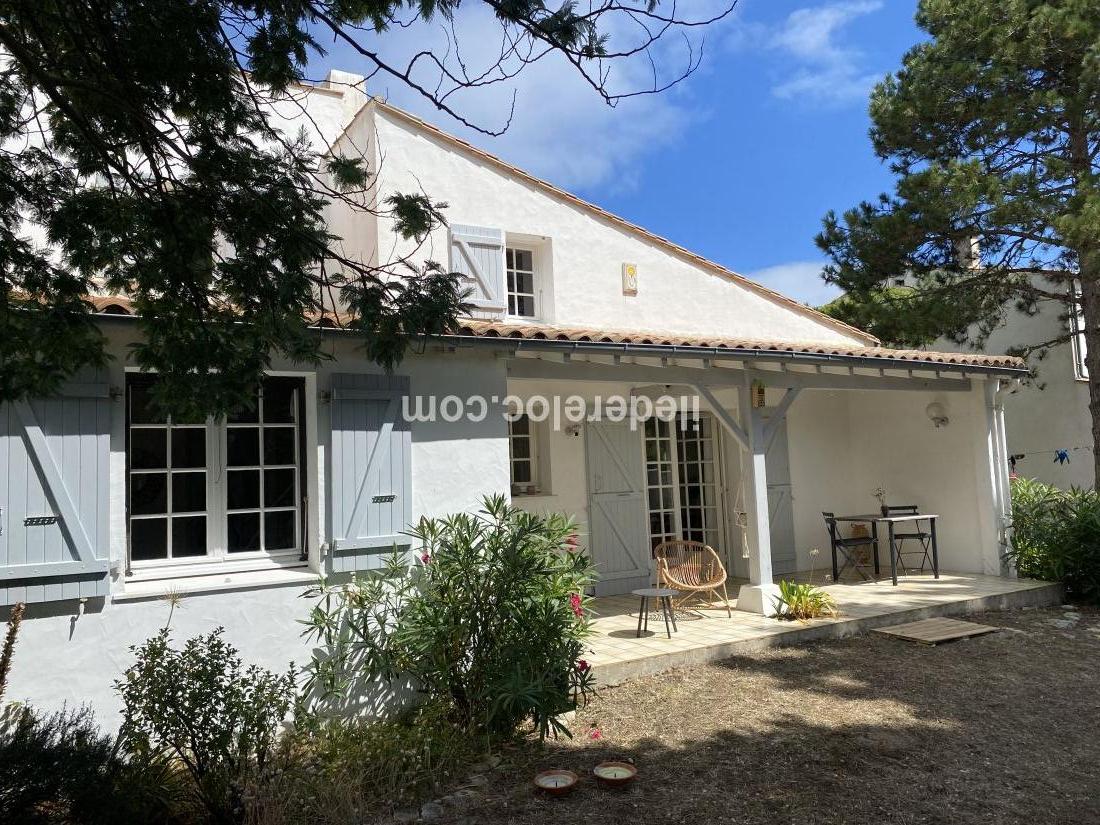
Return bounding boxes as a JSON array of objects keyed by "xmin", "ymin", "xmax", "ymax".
[{"xmin": 412, "ymin": 606, "xmax": 1100, "ymax": 825}]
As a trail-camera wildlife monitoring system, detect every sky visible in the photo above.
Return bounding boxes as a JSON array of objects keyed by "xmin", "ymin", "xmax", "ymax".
[{"xmin": 307, "ymin": 1, "xmax": 925, "ymax": 307}]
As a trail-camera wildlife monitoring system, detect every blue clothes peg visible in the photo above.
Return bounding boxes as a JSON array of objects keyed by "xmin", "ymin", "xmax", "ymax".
[{"xmin": 1054, "ymin": 449, "xmax": 1071, "ymax": 465}]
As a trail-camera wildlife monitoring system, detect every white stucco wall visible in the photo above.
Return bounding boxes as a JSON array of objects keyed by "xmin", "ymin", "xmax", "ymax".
[
  {"xmin": 5, "ymin": 327, "xmax": 510, "ymax": 723},
  {"xmin": 972, "ymin": 304, "xmax": 1092, "ymax": 489},
  {"xmin": 361, "ymin": 106, "xmax": 869, "ymax": 346}
]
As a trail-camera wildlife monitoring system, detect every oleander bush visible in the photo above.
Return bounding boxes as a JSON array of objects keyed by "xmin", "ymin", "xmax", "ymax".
[
  {"xmin": 1009, "ymin": 478, "xmax": 1100, "ymax": 603},
  {"xmin": 302, "ymin": 493, "xmax": 597, "ymax": 739}
]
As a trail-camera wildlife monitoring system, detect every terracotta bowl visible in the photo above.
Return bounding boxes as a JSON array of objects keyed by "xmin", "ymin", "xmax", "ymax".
[
  {"xmin": 593, "ymin": 761, "xmax": 637, "ymax": 788},
  {"xmin": 533, "ymin": 769, "xmax": 579, "ymax": 796}
]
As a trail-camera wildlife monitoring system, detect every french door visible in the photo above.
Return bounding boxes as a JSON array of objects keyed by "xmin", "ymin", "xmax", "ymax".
[{"xmin": 643, "ymin": 414, "xmax": 725, "ymax": 553}]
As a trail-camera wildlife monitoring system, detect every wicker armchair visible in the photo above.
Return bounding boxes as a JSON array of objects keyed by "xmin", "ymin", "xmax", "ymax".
[{"xmin": 653, "ymin": 540, "xmax": 732, "ymax": 617}]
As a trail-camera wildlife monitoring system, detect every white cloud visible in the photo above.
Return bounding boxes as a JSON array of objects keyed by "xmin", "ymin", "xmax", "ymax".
[
  {"xmin": 731, "ymin": 1, "xmax": 884, "ymax": 105},
  {"xmin": 749, "ymin": 260, "xmax": 841, "ymax": 307},
  {"xmin": 315, "ymin": 3, "xmax": 736, "ymax": 191}
]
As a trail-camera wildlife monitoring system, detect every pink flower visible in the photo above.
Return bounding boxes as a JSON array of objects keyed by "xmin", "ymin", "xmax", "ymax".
[
  {"xmin": 588, "ymin": 727, "xmax": 602, "ymax": 740},
  {"xmin": 576, "ymin": 659, "xmax": 590, "ymax": 673},
  {"xmin": 565, "ymin": 533, "xmax": 580, "ymax": 551},
  {"xmin": 569, "ymin": 593, "xmax": 584, "ymax": 617},
  {"xmin": 420, "ymin": 552, "xmax": 431, "ymax": 565}
]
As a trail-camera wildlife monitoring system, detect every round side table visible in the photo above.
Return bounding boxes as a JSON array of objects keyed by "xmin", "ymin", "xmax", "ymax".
[{"xmin": 631, "ymin": 587, "xmax": 680, "ymax": 638}]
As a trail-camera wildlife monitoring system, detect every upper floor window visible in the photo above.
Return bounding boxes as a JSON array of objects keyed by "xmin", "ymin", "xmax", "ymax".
[{"xmin": 506, "ymin": 247, "xmax": 537, "ymax": 318}]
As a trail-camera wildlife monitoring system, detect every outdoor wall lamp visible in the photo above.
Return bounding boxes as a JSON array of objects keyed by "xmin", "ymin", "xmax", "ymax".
[{"xmin": 926, "ymin": 401, "xmax": 949, "ymax": 428}]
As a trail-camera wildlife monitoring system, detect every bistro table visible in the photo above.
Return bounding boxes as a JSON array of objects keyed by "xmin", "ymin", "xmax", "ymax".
[{"xmin": 830, "ymin": 514, "xmax": 940, "ymax": 586}]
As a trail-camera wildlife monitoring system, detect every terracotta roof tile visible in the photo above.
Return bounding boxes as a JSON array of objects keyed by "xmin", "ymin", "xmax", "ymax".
[
  {"xmin": 451, "ymin": 320, "xmax": 1027, "ymax": 371},
  {"xmin": 84, "ymin": 296, "xmax": 1025, "ymax": 372}
]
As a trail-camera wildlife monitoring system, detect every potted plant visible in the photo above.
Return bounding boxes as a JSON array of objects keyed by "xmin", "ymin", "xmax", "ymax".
[{"xmin": 873, "ymin": 485, "xmax": 889, "ymax": 516}]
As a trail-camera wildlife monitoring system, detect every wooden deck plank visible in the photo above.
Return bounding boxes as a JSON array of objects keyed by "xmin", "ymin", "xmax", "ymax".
[{"xmin": 873, "ymin": 617, "xmax": 999, "ymax": 645}]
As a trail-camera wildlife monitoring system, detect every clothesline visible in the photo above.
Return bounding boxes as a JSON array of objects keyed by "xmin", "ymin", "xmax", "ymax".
[{"xmin": 1010, "ymin": 444, "xmax": 1093, "ymax": 468}]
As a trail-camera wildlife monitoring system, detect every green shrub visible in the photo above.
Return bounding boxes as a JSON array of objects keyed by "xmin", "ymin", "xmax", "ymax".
[
  {"xmin": 302, "ymin": 493, "xmax": 596, "ymax": 739},
  {"xmin": 1009, "ymin": 477, "xmax": 1100, "ymax": 602},
  {"xmin": 773, "ymin": 580, "xmax": 838, "ymax": 621},
  {"xmin": 0, "ymin": 703, "xmax": 182, "ymax": 824},
  {"xmin": 116, "ymin": 627, "xmax": 296, "ymax": 823}
]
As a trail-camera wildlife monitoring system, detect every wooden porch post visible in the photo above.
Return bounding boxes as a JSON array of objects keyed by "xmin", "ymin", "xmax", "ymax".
[{"xmin": 735, "ymin": 375, "xmax": 781, "ymax": 615}]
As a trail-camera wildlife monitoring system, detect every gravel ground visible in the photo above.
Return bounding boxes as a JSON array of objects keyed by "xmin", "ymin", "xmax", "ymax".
[{"xmin": 406, "ymin": 606, "xmax": 1100, "ymax": 825}]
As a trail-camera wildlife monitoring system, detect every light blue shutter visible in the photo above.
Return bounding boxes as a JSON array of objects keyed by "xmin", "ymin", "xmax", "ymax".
[
  {"xmin": 328, "ymin": 373, "xmax": 412, "ymax": 572},
  {"xmin": 450, "ymin": 224, "xmax": 506, "ymax": 312},
  {"xmin": 0, "ymin": 382, "xmax": 111, "ymax": 605}
]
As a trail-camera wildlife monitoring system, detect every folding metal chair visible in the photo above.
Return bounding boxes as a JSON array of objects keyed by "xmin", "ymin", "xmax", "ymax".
[
  {"xmin": 822, "ymin": 512, "xmax": 879, "ymax": 582},
  {"xmin": 883, "ymin": 504, "xmax": 934, "ymax": 574}
]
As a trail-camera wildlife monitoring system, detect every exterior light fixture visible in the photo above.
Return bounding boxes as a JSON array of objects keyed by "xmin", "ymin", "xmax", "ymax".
[{"xmin": 926, "ymin": 401, "xmax": 949, "ymax": 428}]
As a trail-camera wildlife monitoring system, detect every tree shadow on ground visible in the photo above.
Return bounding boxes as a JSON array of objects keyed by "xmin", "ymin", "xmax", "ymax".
[{"xmin": 418, "ymin": 607, "xmax": 1100, "ymax": 825}]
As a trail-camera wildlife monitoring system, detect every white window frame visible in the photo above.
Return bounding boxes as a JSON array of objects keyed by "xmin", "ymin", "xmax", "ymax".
[
  {"xmin": 125, "ymin": 375, "xmax": 308, "ymax": 580},
  {"xmin": 509, "ymin": 413, "xmax": 540, "ymax": 495},
  {"xmin": 505, "ymin": 245, "xmax": 539, "ymax": 319}
]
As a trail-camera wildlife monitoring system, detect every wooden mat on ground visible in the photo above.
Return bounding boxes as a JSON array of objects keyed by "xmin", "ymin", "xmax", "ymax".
[{"xmin": 873, "ymin": 617, "xmax": 999, "ymax": 646}]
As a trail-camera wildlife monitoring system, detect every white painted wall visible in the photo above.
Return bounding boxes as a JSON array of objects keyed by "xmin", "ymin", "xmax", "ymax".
[
  {"xmin": 958, "ymin": 303, "xmax": 1092, "ymax": 489},
  {"xmin": 363, "ymin": 106, "xmax": 869, "ymax": 346}
]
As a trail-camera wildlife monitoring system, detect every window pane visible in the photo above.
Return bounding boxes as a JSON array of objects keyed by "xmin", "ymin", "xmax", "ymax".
[
  {"xmin": 511, "ymin": 436, "xmax": 530, "ymax": 460},
  {"xmin": 510, "ymin": 415, "xmax": 529, "ymax": 436},
  {"xmin": 264, "ymin": 468, "xmax": 296, "ymax": 508},
  {"xmin": 130, "ymin": 472, "xmax": 167, "ymax": 515},
  {"xmin": 515, "ymin": 272, "xmax": 534, "ymax": 294},
  {"xmin": 227, "ymin": 427, "xmax": 260, "ymax": 466},
  {"xmin": 172, "ymin": 471, "xmax": 206, "ymax": 513},
  {"xmin": 507, "ymin": 271, "xmax": 516, "ymax": 291},
  {"xmin": 130, "ymin": 518, "xmax": 167, "ymax": 560},
  {"xmin": 263, "ymin": 382, "xmax": 296, "ymax": 424},
  {"xmin": 512, "ymin": 461, "xmax": 531, "ymax": 483},
  {"xmin": 507, "ymin": 295, "xmax": 517, "ymax": 315},
  {"xmin": 263, "ymin": 427, "xmax": 296, "ymax": 466},
  {"xmin": 227, "ymin": 512, "xmax": 261, "ymax": 552},
  {"xmin": 506, "ymin": 248, "xmax": 514, "ymax": 268},
  {"xmin": 264, "ymin": 511, "xmax": 296, "ymax": 551},
  {"xmin": 227, "ymin": 469, "xmax": 261, "ymax": 510},
  {"xmin": 172, "ymin": 516, "xmax": 207, "ymax": 557},
  {"xmin": 171, "ymin": 427, "xmax": 206, "ymax": 469},
  {"xmin": 516, "ymin": 295, "xmax": 535, "ymax": 317},
  {"xmin": 129, "ymin": 384, "xmax": 166, "ymax": 424},
  {"xmin": 130, "ymin": 429, "xmax": 167, "ymax": 470},
  {"xmin": 514, "ymin": 249, "xmax": 533, "ymax": 271}
]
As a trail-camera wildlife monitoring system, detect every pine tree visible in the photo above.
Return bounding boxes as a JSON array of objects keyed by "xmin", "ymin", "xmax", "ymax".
[{"xmin": 818, "ymin": 0, "xmax": 1100, "ymax": 485}]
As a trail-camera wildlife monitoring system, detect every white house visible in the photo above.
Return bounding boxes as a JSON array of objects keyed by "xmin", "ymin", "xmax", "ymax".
[
  {"xmin": 936, "ymin": 292, "xmax": 1094, "ymax": 490},
  {"xmin": 1, "ymin": 71, "xmax": 1026, "ymax": 719}
]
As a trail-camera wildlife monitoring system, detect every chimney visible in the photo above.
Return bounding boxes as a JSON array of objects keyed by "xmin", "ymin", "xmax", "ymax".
[
  {"xmin": 955, "ymin": 235, "xmax": 981, "ymax": 270},
  {"xmin": 322, "ymin": 70, "xmax": 368, "ymax": 127}
]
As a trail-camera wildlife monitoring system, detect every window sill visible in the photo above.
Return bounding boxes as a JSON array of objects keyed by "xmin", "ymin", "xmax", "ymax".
[
  {"xmin": 113, "ymin": 566, "xmax": 316, "ymax": 602},
  {"xmin": 512, "ymin": 490, "xmax": 555, "ymax": 499}
]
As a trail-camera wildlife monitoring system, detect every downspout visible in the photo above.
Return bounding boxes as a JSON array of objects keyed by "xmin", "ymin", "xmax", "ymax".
[{"xmin": 994, "ymin": 378, "xmax": 1019, "ymax": 575}]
